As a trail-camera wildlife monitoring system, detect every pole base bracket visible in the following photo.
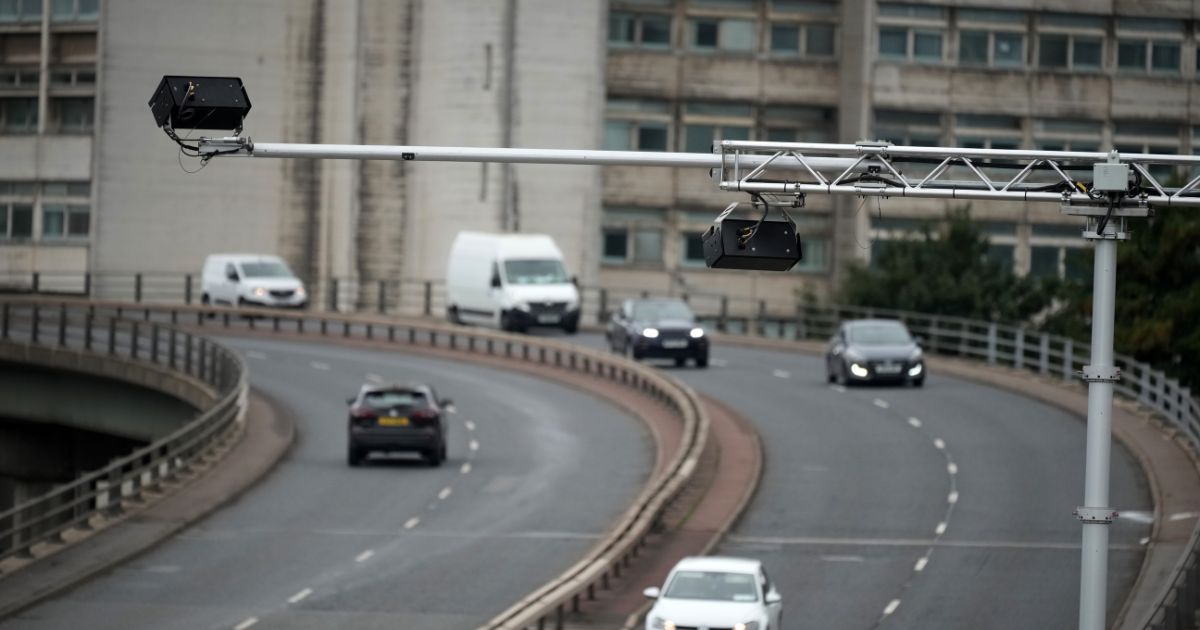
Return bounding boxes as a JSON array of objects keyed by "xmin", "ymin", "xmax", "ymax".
[
  {"xmin": 1074, "ymin": 506, "xmax": 1118, "ymax": 524},
  {"xmin": 1079, "ymin": 365, "xmax": 1121, "ymax": 383}
]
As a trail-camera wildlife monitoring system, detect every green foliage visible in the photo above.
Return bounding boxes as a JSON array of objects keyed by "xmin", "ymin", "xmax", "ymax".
[
  {"xmin": 1045, "ymin": 207, "xmax": 1200, "ymax": 390},
  {"xmin": 838, "ymin": 207, "xmax": 1062, "ymax": 322}
]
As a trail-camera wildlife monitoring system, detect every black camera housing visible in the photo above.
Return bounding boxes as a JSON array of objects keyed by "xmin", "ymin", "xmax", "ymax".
[
  {"xmin": 702, "ymin": 217, "xmax": 803, "ymax": 271},
  {"xmin": 149, "ymin": 76, "xmax": 251, "ymax": 131}
]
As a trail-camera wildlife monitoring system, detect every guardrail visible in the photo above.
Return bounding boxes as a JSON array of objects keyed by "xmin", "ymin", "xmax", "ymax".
[
  {"xmin": 0, "ymin": 298, "xmax": 708, "ymax": 630},
  {"xmin": 0, "ymin": 301, "xmax": 247, "ymax": 566}
]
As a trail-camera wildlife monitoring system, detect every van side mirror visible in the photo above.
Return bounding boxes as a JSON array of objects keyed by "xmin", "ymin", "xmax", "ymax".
[
  {"xmin": 643, "ymin": 587, "xmax": 660, "ymax": 599},
  {"xmin": 490, "ymin": 275, "xmax": 501, "ymax": 289},
  {"xmin": 571, "ymin": 275, "xmax": 579, "ymax": 287},
  {"xmin": 914, "ymin": 335, "xmax": 926, "ymax": 347},
  {"xmin": 440, "ymin": 398, "xmax": 454, "ymax": 408},
  {"xmin": 227, "ymin": 271, "xmax": 239, "ymax": 282},
  {"xmin": 346, "ymin": 397, "xmax": 356, "ymax": 405},
  {"xmin": 765, "ymin": 590, "xmax": 782, "ymax": 605}
]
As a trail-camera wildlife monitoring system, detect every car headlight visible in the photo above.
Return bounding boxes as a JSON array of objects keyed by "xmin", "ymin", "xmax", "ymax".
[
  {"xmin": 252, "ymin": 287, "xmax": 267, "ymax": 297},
  {"xmin": 649, "ymin": 617, "xmax": 674, "ymax": 630},
  {"xmin": 908, "ymin": 363, "xmax": 924, "ymax": 377},
  {"xmin": 642, "ymin": 327, "xmax": 660, "ymax": 339},
  {"xmin": 734, "ymin": 622, "xmax": 760, "ymax": 630},
  {"xmin": 689, "ymin": 327, "xmax": 705, "ymax": 339},
  {"xmin": 295, "ymin": 286, "xmax": 306, "ymax": 297},
  {"xmin": 515, "ymin": 302, "xmax": 530, "ymax": 312},
  {"xmin": 850, "ymin": 363, "xmax": 869, "ymax": 378}
]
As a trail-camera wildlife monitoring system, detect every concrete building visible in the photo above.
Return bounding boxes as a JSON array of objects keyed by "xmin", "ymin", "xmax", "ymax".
[{"xmin": 0, "ymin": 0, "xmax": 1196, "ymax": 311}]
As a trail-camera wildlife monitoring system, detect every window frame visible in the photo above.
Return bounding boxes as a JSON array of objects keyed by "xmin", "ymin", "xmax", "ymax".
[
  {"xmin": 609, "ymin": 9, "xmax": 674, "ymax": 50},
  {"xmin": 877, "ymin": 4, "xmax": 947, "ymax": 64}
]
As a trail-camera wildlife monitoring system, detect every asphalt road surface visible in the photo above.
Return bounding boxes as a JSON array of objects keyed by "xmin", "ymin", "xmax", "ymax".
[{"xmin": 1, "ymin": 336, "xmax": 653, "ymax": 630}]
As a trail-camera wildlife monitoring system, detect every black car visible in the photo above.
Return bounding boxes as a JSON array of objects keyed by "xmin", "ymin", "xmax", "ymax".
[
  {"xmin": 606, "ymin": 298, "xmax": 709, "ymax": 368},
  {"xmin": 825, "ymin": 319, "xmax": 925, "ymax": 386},
  {"xmin": 346, "ymin": 383, "xmax": 451, "ymax": 466}
]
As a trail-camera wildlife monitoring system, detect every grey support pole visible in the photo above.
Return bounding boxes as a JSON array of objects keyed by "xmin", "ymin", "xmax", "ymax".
[{"xmin": 1076, "ymin": 220, "xmax": 1122, "ymax": 630}]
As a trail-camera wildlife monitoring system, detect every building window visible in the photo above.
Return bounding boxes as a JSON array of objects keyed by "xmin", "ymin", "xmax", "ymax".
[
  {"xmin": 688, "ymin": 17, "xmax": 756, "ymax": 53},
  {"xmin": 878, "ymin": 2, "xmax": 946, "ymax": 63},
  {"xmin": 1033, "ymin": 118, "xmax": 1102, "ymax": 152},
  {"xmin": 40, "ymin": 181, "xmax": 90, "ymax": 238},
  {"xmin": 602, "ymin": 207, "xmax": 665, "ymax": 267},
  {"xmin": 794, "ymin": 237, "xmax": 829, "ymax": 273},
  {"xmin": 1035, "ymin": 13, "xmax": 1105, "ymax": 71},
  {"xmin": 987, "ymin": 243, "xmax": 1014, "ymax": 272},
  {"xmin": 0, "ymin": 69, "xmax": 40, "ymax": 89},
  {"xmin": 681, "ymin": 232, "xmax": 706, "ymax": 267},
  {"xmin": 874, "ymin": 109, "xmax": 943, "ymax": 146},
  {"xmin": 0, "ymin": 0, "xmax": 42, "ymax": 24},
  {"xmin": 763, "ymin": 105, "xmax": 836, "ymax": 143},
  {"xmin": 1030, "ymin": 245, "xmax": 1064, "ymax": 278},
  {"xmin": 1116, "ymin": 18, "xmax": 1183, "ymax": 74},
  {"xmin": 0, "ymin": 96, "xmax": 37, "ymax": 133},
  {"xmin": 0, "ymin": 203, "xmax": 33, "ymax": 239},
  {"xmin": 609, "ymin": 11, "xmax": 672, "ymax": 50},
  {"xmin": 682, "ymin": 102, "xmax": 753, "ymax": 153},
  {"xmin": 49, "ymin": 96, "xmax": 93, "ymax": 133},
  {"xmin": 770, "ymin": 22, "xmax": 836, "ymax": 57},
  {"xmin": 957, "ymin": 9, "xmax": 1026, "ymax": 68},
  {"xmin": 604, "ymin": 98, "xmax": 671, "ymax": 151},
  {"xmin": 51, "ymin": 0, "xmax": 99, "ymax": 23},
  {"xmin": 49, "ymin": 67, "xmax": 95, "ymax": 87}
]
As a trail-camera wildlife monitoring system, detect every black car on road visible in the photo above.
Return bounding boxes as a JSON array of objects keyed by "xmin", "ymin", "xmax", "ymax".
[
  {"xmin": 607, "ymin": 298, "xmax": 709, "ymax": 368},
  {"xmin": 347, "ymin": 383, "xmax": 451, "ymax": 466},
  {"xmin": 825, "ymin": 319, "xmax": 925, "ymax": 386}
]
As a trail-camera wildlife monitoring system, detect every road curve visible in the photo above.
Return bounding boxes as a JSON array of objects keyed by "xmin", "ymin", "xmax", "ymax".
[
  {"xmin": 1, "ymin": 336, "xmax": 653, "ymax": 630},
  {"xmin": 567, "ymin": 332, "xmax": 1151, "ymax": 630}
]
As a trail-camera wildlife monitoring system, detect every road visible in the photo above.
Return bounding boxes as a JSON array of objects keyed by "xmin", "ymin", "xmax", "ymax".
[
  {"xmin": 568, "ymin": 332, "xmax": 1151, "ymax": 630},
  {"xmin": 1, "ymin": 336, "xmax": 653, "ymax": 630}
]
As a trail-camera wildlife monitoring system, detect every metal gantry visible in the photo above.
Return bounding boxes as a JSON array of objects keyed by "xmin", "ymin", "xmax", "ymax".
[{"xmin": 190, "ymin": 132, "xmax": 1200, "ymax": 630}]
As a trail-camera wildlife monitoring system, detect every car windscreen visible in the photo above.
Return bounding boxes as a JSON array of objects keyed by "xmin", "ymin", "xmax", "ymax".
[
  {"xmin": 632, "ymin": 301, "xmax": 693, "ymax": 322},
  {"xmin": 662, "ymin": 570, "xmax": 758, "ymax": 602},
  {"xmin": 240, "ymin": 261, "xmax": 294, "ymax": 278},
  {"xmin": 362, "ymin": 390, "xmax": 428, "ymax": 411},
  {"xmin": 503, "ymin": 259, "xmax": 568, "ymax": 285},
  {"xmin": 847, "ymin": 323, "xmax": 912, "ymax": 346}
]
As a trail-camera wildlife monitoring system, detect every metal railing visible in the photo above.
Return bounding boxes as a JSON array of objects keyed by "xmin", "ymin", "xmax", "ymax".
[
  {"xmin": 0, "ymin": 302, "xmax": 247, "ymax": 566},
  {"xmin": 0, "ymin": 299, "xmax": 708, "ymax": 630}
]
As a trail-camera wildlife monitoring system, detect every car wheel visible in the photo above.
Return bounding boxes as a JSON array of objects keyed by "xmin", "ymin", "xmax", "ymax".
[
  {"xmin": 912, "ymin": 377, "xmax": 925, "ymax": 388},
  {"xmin": 426, "ymin": 446, "xmax": 444, "ymax": 467},
  {"xmin": 347, "ymin": 445, "xmax": 364, "ymax": 467},
  {"xmin": 695, "ymin": 353, "xmax": 709, "ymax": 369},
  {"xmin": 562, "ymin": 319, "xmax": 578, "ymax": 334},
  {"xmin": 447, "ymin": 305, "xmax": 463, "ymax": 325},
  {"xmin": 834, "ymin": 361, "xmax": 848, "ymax": 386},
  {"xmin": 674, "ymin": 357, "xmax": 686, "ymax": 368},
  {"xmin": 201, "ymin": 294, "xmax": 216, "ymax": 319}
]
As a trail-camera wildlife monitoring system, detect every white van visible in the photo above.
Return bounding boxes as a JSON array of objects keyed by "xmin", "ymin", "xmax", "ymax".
[
  {"xmin": 200, "ymin": 253, "xmax": 307, "ymax": 309},
  {"xmin": 445, "ymin": 232, "xmax": 580, "ymax": 334}
]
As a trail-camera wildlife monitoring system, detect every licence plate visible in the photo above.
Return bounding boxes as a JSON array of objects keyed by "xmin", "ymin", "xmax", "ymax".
[
  {"xmin": 537, "ymin": 314, "xmax": 561, "ymax": 324},
  {"xmin": 661, "ymin": 340, "xmax": 688, "ymax": 349},
  {"xmin": 876, "ymin": 364, "xmax": 902, "ymax": 374},
  {"xmin": 378, "ymin": 416, "xmax": 409, "ymax": 426}
]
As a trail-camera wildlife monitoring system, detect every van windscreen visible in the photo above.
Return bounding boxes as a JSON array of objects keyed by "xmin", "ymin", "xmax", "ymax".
[
  {"xmin": 503, "ymin": 260, "xmax": 568, "ymax": 285},
  {"xmin": 241, "ymin": 261, "xmax": 294, "ymax": 278}
]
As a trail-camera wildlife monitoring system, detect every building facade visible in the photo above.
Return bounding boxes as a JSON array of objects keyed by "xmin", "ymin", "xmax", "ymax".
[{"xmin": 0, "ymin": 0, "xmax": 1196, "ymax": 310}]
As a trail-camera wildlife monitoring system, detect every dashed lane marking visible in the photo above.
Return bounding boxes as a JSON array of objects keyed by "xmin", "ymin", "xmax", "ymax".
[
  {"xmin": 288, "ymin": 588, "xmax": 313, "ymax": 604},
  {"xmin": 438, "ymin": 487, "xmax": 452, "ymax": 500},
  {"xmin": 233, "ymin": 619, "xmax": 258, "ymax": 630},
  {"xmin": 355, "ymin": 550, "xmax": 374, "ymax": 563},
  {"xmin": 365, "ymin": 373, "xmax": 383, "ymax": 383},
  {"xmin": 933, "ymin": 438, "xmax": 946, "ymax": 450},
  {"xmin": 310, "ymin": 361, "xmax": 330, "ymax": 371},
  {"xmin": 883, "ymin": 600, "xmax": 901, "ymax": 616},
  {"xmin": 821, "ymin": 555, "xmax": 865, "ymax": 563},
  {"xmin": 404, "ymin": 517, "xmax": 420, "ymax": 530},
  {"xmin": 907, "ymin": 417, "xmax": 922, "ymax": 428},
  {"xmin": 461, "ymin": 463, "xmax": 472, "ymax": 474},
  {"xmin": 914, "ymin": 557, "xmax": 928, "ymax": 572},
  {"xmin": 464, "ymin": 421, "xmax": 476, "ymax": 431},
  {"xmin": 709, "ymin": 358, "xmax": 728, "ymax": 367},
  {"xmin": 469, "ymin": 440, "xmax": 479, "ymax": 451},
  {"xmin": 873, "ymin": 399, "xmax": 889, "ymax": 409},
  {"xmin": 935, "ymin": 522, "xmax": 947, "ymax": 535},
  {"xmin": 947, "ymin": 462, "xmax": 958, "ymax": 475},
  {"xmin": 830, "ymin": 385, "xmax": 847, "ymax": 393},
  {"xmin": 773, "ymin": 369, "xmax": 791, "ymax": 379},
  {"xmin": 948, "ymin": 491, "xmax": 959, "ymax": 505}
]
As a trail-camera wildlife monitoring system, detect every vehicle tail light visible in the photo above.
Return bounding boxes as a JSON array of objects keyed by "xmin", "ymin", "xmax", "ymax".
[
  {"xmin": 411, "ymin": 409, "xmax": 438, "ymax": 424},
  {"xmin": 350, "ymin": 406, "xmax": 376, "ymax": 426}
]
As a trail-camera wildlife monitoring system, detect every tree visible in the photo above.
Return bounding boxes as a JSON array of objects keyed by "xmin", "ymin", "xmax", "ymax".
[
  {"xmin": 838, "ymin": 207, "xmax": 1061, "ymax": 322},
  {"xmin": 1044, "ymin": 207, "xmax": 1200, "ymax": 390}
]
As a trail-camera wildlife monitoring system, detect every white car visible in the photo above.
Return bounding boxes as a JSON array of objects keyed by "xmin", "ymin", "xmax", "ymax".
[{"xmin": 644, "ymin": 556, "xmax": 783, "ymax": 630}]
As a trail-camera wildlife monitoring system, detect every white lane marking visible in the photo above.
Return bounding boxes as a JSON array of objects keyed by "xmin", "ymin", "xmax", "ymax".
[
  {"xmin": 310, "ymin": 361, "xmax": 330, "ymax": 371},
  {"xmin": 948, "ymin": 491, "xmax": 959, "ymax": 505},
  {"xmin": 404, "ymin": 517, "xmax": 420, "ymax": 530},
  {"xmin": 438, "ymin": 487, "xmax": 452, "ymax": 500},
  {"xmin": 445, "ymin": 405, "xmax": 457, "ymax": 414},
  {"xmin": 830, "ymin": 384, "xmax": 846, "ymax": 393},
  {"xmin": 469, "ymin": 439, "xmax": 479, "ymax": 451},
  {"xmin": 914, "ymin": 556, "xmax": 929, "ymax": 572},
  {"xmin": 947, "ymin": 462, "xmax": 958, "ymax": 475},
  {"xmin": 1170, "ymin": 511, "xmax": 1200, "ymax": 521},
  {"xmin": 288, "ymin": 588, "xmax": 313, "ymax": 604},
  {"xmin": 883, "ymin": 599, "xmax": 901, "ymax": 616},
  {"xmin": 821, "ymin": 555, "xmax": 865, "ymax": 563},
  {"xmin": 773, "ymin": 369, "xmax": 791, "ymax": 379},
  {"xmin": 460, "ymin": 463, "xmax": 472, "ymax": 474},
  {"xmin": 935, "ymin": 522, "xmax": 947, "ymax": 535},
  {"xmin": 1119, "ymin": 511, "xmax": 1154, "ymax": 524},
  {"xmin": 245, "ymin": 351, "xmax": 267, "ymax": 360},
  {"xmin": 727, "ymin": 534, "xmax": 1144, "ymax": 551},
  {"xmin": 933, "ymin": 438, "xmax": 946, "ymax": 450},
  {"xmin": 1140, "ymin": 537, "xmax": 1151, "ymax": 545},
  {"xmin": 464, "ymin": 420, "xmax": 476, "ymax": 431},
  {"xmin": 709, "ymin": 358, "xmax": 728, "ymax": 367},
  {"xmin": 907, "ymin": 417, "xmax": 922, "ymax": 428},
  {"xmin": 365, "ymin": 373, "xmax": 383, "ymax": 383},
  {"xmin": 873, "ymin": 399, "xmax": 889, "ymax": 409},
  {"xmin": 355, "ymin": 550, "xmax": 375, "ymax": 563},
  {"xmin": 234, "ymin": 619, "xmax": 258, "ymax": 630}
]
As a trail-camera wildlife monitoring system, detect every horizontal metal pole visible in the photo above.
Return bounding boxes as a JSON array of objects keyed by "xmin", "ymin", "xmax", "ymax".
[
  {"xmin": 720, "ymin": 140, "xmax": 1200, "ymax": 166},
  {"xmin": 201, "ymin": 140, "xmax": 862, "ymax": 172},
  {"xmin": 720, "ymin": 181, "xmax": 1200, "ymax": 207}
]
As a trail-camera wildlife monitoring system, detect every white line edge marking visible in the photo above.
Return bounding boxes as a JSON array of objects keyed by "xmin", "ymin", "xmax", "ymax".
[
  {"xmin": 355, "ymin": 550, "xmax": 374, "ymax": 563},
  {"xmin": 933, "ymin": 438, "xmax": 946, "ymax": 450},
  {"xmin": 947, "ymin": 462, "xmax": 958, "ymax": 475},
  {"xmin": 438, "ymin": 487, "xmax": 452, "ymax": 500},
  {"xmin": 245, "ymin": 351, "xmax": 266, "ymax": 360},
  {"xmin": 935, "ymin": 522, "xmax": 947, "ymax": 535},
  {"xmin": 830, "ymin": 385, "xmax": 846, "ymax": 393},
  {"xmin": 464, "ymin": 421, "xmax": 476, "ymax": 431},
  {"xmin": 874, "ymin": 399, "xmax": 889, "ymax": 409},
  {"xmin": 773, "ymin": 369, "xmax": 791, "ymax": 378},
  {"xmin": 883, "ymin": 599, "xmax": 901, "ymax": 616},
  {"xmin": 310, "ymin": 361, "xmax": 330, "ymax": 371},
  {"xmin": 907, "ymin": 417, "xmax": 922, "ymax": 428},
  {"xmin": 948, "ymin": 491, "xmax": 959, "ymax": 504},
  {"xmin": 460, "ymin": 462, "xmax": 472, "ymax": 474},
  {"xmin": 288, "ymin": 588, "xmax": 313, "ymax": 604},
  {"xmin": 821, "ymin": 555, "xmax": 865, "ymax": 563},
  {"xmin": 233, "ymin": 618, "xmax": 258, "ymax": 630},
  {"xmin": 404, "ymin": 517, "xmax": 420, "ymax": 529},
  {"xmin": 365, "ymin": 373, "xmax": 383, "ymax": 383},
  {"xmin": 710, "ymin": 358, "xmax": 728, "ymax": 367},
  {"xmin": 914, "ymin": 556, "xmax": 928, "ymax": 572},
  {"xmin": 469, "ymin": 440, "xmax": 479, "ymax": 451}
]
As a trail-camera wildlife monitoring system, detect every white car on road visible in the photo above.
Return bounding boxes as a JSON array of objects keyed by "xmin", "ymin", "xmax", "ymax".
[{"xmin": 644, "ymin": 556, "xmax": 783, "ymax": 630}]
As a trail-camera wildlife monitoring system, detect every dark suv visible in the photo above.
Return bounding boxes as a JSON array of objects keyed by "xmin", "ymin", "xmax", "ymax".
[
  {"xmin": 606, "ymin": 298, "xmax": 709, "ymax": 368},
  {"xmin": 347, "ymin": 383, "xmax": 451, "ymax": 467}
]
